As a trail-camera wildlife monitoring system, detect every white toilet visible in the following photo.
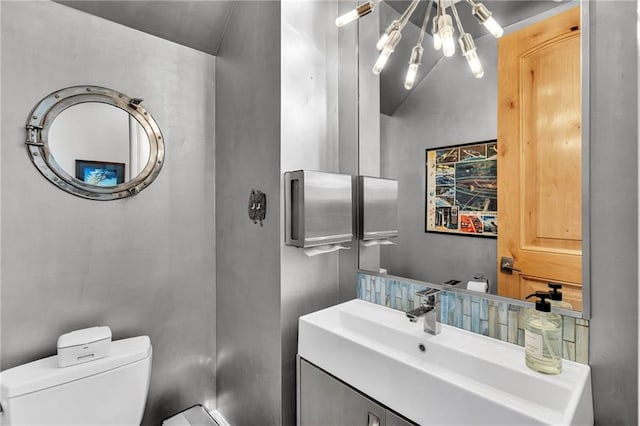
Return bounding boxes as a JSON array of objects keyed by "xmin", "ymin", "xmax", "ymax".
[{"xmin": 0, "ymin": 335, "xmax": 152, "ymax": 425}]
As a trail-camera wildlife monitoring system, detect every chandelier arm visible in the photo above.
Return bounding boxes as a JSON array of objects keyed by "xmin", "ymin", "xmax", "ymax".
[
  {"xmin": 417, "ymin": 0, "xmax": 435, "ymax": 46},
  {"xmin": 398, "ymin": 0, "xmax": 423, "ymax": 30},
  {"xmin": 449, "ymin": 0, "xmax": 466, "ymax": 35}
]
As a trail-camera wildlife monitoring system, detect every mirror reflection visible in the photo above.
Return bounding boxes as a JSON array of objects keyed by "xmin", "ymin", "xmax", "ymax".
[
  {"xmin": 358, "ymin": 1, "xmax": 585, "ymax": 313},
  {"xmin": 48, "ymin": 103, "xmax": 150, "ymax": 186}
]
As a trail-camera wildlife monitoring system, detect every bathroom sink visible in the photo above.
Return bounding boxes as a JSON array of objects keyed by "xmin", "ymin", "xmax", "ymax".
[{"xmin": 298, "ymin": 299, "xmax": 593, "ymax": 425}]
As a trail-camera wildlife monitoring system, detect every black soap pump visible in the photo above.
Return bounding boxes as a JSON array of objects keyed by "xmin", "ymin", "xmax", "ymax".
[
  {"xmin": 548, "ymin": 283, "xmax": 574, "ymax": 310},
  {"xmin": 524, "ymin": 291, "xmax": 562, "ymax": 374}
]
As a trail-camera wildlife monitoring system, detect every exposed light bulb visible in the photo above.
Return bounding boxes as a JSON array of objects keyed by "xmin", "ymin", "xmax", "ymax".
[
  {"xmin": 459, "ymin": 33, "xmax": 484, "ymax": 78},
  {"xmin": 438, "ymin": 14, "xmax": 455, "ymax": 57},
  {"xmin": 335, "ymin": 9, "xmax": 359, "ymax": 27},
  {"xmin": 404, "ymin": 46, "xmax": 423, "ymax": 90},
  {"xmin": 376, "ymin": 33, "xmax": 390, "ymax": 51},
  {"xmin": 372, "ymin": 30, "xmax": 402, "ymax": 75},
  {"xmin": 465, "ymin": 49, "xmax": 484, "ymax": 78},
  {"xmin": 335, "ymin": 1, "xmax": 375, "ymax": 28},
  {"xmin": 405, "ymin": 63, "xmax": 419, "ymax": 89},
  {"xmin": 432, "ymin": 16, "xmax": 442, "ymax": 50},
  {"xmin": 472, "ymin": 3, "xmax": 503, "ymax": 38},
  {"xmin": 482, "ymin": 16, "xmax": 504, "ymax": 38},
  {"xmin": 373, "ymin": 46, "xmax": 393, "ymax": 75}
]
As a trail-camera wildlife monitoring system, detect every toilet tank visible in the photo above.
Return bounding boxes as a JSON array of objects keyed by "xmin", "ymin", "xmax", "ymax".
[{"xmin": 0, "ymin": 336, "xmax": 152, "ymax": 426}]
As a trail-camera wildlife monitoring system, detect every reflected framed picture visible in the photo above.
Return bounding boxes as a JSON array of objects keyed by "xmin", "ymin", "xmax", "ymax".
[
  {"xmin": 75, "ymin": 160, "xmax": 125, "ymax": 187},
  {"xmin": 425, "ymin": 140, "xmax": 497, "ymax": 237}
]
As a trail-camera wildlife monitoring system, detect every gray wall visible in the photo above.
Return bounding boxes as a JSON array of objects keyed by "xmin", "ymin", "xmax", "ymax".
[
  {"xmin": 280, "ymin": 2, "xmax": 341, "ymax": 424},
  {"xmin": 215, "ymin": 2, "xmax": 282, "ymax": 425},
  {"xmin": 378, "ymin": 34, "xmax": 498, "ymax": 288},
  {"xmin": 588, "ymin": 2, "xmax": 638, "ymax": 424},
  {"xmin": 0, "ymin": 2, "xmax": 216, "ymax": 425}
]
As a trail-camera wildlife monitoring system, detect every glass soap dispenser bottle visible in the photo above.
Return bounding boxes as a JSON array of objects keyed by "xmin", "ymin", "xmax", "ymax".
[
  {"xmin": 524, "ymin": 291, "xmax": 562, "ymax": 375},
  {"xmin": 548, "ymin": 283, "xmax": 574, "ymax": 310}
]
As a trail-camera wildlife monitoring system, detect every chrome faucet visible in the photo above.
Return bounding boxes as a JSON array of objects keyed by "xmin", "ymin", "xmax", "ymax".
[{"xmin": 406, "ymin": 288, "xmax": 441, "ymax": 335}]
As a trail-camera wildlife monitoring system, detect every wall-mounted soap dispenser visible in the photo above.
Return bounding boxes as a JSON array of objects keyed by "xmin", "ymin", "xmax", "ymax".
[
  {"xmin": 284, "ymin": 170, "xmax": 353, "ymax": 248},
  {"xmin": 357, "ymin": 176, "xmax": 398, "ymax": 242}
]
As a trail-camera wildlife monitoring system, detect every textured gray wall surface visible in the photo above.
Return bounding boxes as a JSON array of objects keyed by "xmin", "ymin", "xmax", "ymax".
[
  {"xmin": 378, "ymin": 34, "xmax": 498, "ymax": 288},
  {"xmin": 215, "ymin": 2, "xmax": 282, "ymax": 425},
  {"xmin": 0, "ymin": 2, "xmax": 216, "ymax": 425},
  {"xmin": 280, "ymin": 2, "xmax": 341, "ymax": 424},
  {"xmin": 588, "ymin": 2, "xmax": 638, "ymax": 424}
]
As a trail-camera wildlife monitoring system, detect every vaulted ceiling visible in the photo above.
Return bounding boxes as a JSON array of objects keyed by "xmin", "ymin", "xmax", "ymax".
[
  {"xmin": 55, "ymin": 0, "xmax": 572, "ymax": 115},
  {"xmin": 55, "ymin": 1, "xmax": 235, "ymax": 55}
]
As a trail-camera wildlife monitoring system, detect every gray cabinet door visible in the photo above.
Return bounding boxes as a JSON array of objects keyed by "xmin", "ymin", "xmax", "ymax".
[
  {"xmin": 299, "ymin": 359, "xmax": 386, "ymax": 426},
  {"xmin": 386, "ymin": 411, "xmax": 416, "ymax": 426}
]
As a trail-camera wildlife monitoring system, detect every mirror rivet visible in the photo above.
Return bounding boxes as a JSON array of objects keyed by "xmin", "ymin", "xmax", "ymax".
[
  {"xmin": 33, "ymin": 152, "xmax": 39, "ymax": 157},
  {"xmin": 32, "ymin": 115, "xmax": 37, "ymax": 120},
  {"xmin": 144, "ymin": 112, "xmax": 148, "ymax": 115},
  {"xmin": 86, "ymin": 88, "xmax": 91, "ymax": 91},
  {"xmin": 54, "ymin": 94, "xmax": 60, "ymax": 99},
  {"xmin": 158, "ymin": 135, "xmax": 162, "ymax": 139}
]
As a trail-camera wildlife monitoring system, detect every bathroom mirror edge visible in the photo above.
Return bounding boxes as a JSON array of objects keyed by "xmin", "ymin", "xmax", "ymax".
[
  {"xmin": 579, "ymin": 1, "xmax": 591, "ymax": 320},
  {"xmin": 355, "ymin": 0, "xmax": 591, "ymax": 319}
]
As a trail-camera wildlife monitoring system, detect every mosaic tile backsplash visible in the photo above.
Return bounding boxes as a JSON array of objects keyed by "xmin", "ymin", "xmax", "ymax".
[{"xmin": 357, "ymin": 273, "xmax": 589, "ymax": 364}]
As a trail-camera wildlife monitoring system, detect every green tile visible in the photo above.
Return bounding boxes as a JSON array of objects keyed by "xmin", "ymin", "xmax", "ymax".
[
  {"xmin": 562, "ymin": 316, "xmax": 576, "ymax": 342},
  {"xmin": 563, "ymin": 340, "xmax": 576, "ymax": 361},
  {"xmin": 480, "ymin": 319, "xmax": 489, "ymax": 336},
  {"xmin": 517, "ymin": 307, "xmax": 527, "ymax": 330},
  {"xmin": 576, "ymin": 318, "xmax": 590, "ymax": 327},
  {"xmin": 488, "ymin": 305, "xmax": 498, "ymax": 338},
  {"xmin": 480, "ymin": 299, "xmax": 489, "ymax": 320},
  {"xmin": 497, "ymin": 302, "xmax": 508, "ymax": 325},
  {"xmin": 507, "ymin": 310, "xmax": 518, "ymax": 344},
  {"xmin": 498, "ymin": 324, "xmax": 508, "ymax": 342},
  {"xmin": 463, "ymin": 315, "xmax": 471, "ymax": 331},
  {"xmin": 463, "ymin": 296, "xmax": 471, "ymax": 316},
  {"xmin": 575, "ymin": 324, "xmax": 589, "ymax": 364}
]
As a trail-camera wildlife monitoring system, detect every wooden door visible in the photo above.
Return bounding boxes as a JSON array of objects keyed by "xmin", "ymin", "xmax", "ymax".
[{"xmin": 497, "ymin": 7, "xmax": 582, "ymax": 310}]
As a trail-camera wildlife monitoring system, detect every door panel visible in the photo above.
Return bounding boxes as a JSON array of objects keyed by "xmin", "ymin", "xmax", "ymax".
[{"xmin": 497, "ymin": 7, "xmax": 582, "ymax": 303}]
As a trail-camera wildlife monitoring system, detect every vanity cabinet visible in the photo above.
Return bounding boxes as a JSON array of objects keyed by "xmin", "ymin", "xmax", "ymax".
[{"xmin": 298, "ymin": 358, "xmax": 416, "ymax": 426}]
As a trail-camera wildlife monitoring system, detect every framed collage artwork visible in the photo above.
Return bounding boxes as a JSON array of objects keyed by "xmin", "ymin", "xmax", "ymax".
[{"xmin": 425, "ymin": 140, "xmax": 497, "ymax": 237}]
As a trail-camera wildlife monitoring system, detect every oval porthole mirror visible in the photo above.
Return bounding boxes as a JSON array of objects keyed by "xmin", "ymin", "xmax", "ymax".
[{"xmin": 25, "ymin": 86, "xmax": 164, "ymax": 200}]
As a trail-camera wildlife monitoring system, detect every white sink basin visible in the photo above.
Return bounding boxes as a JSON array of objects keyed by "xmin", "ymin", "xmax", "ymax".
[{"xmin": 298, "ymin": 299, "xmax": 593, "ymax": 425}]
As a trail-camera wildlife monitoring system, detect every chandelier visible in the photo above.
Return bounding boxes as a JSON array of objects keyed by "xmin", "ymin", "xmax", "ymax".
[{"xmin": 336, "ymin": 0, "xmax": 504, "ymax": 88}]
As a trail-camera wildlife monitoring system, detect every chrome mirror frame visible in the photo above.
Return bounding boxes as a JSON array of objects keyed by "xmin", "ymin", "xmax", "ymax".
[{"xmin": 25, "ymin": 85, "xmax": 165, "ymax": 200}]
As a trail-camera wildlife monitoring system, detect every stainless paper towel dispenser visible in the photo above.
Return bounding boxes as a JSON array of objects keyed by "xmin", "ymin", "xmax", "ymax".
[
  {"xmin": 358, "ymin": 176, "xmax": 398, "ymax": 240},
  {"xmin": 285, "ymin": 170, "xmax": 353, "ymax": 248}
]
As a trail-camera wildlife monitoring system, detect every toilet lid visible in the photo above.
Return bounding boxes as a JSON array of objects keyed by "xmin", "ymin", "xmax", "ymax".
[{"xmin": 0, "ymin": 336, "xmax": 151, "ymax": 398}]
